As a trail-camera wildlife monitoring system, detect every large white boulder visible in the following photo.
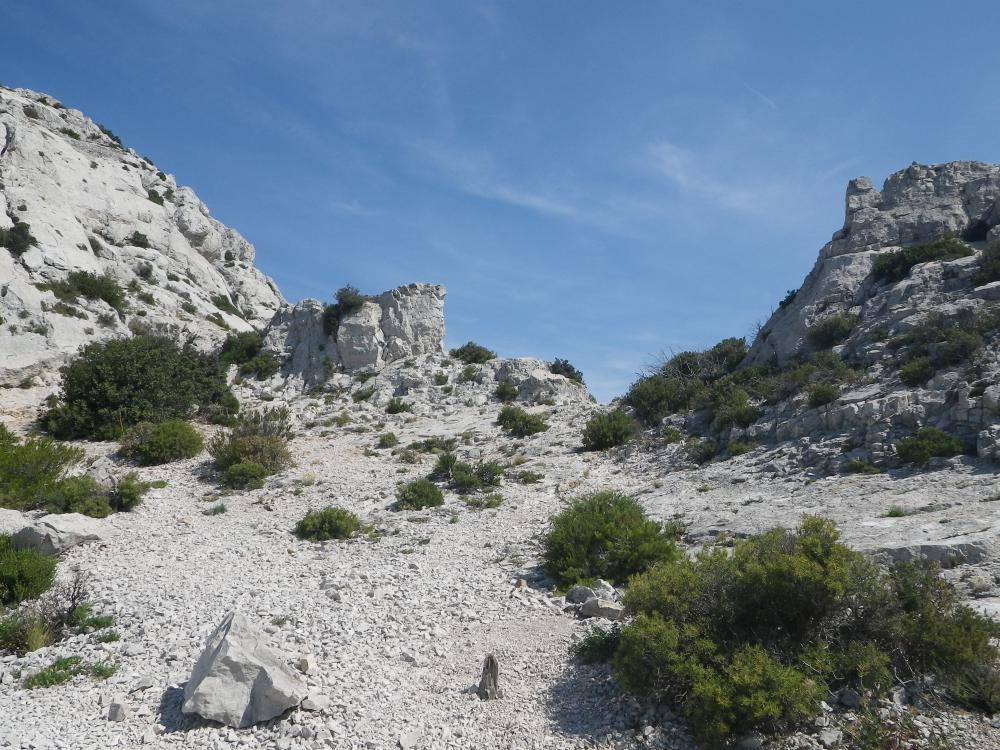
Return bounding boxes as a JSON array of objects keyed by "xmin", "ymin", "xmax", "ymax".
[
  {"xmin": 0, "ymin": 508, "xmax": 29, "ymax": 538},
  {"xmin": 182, "ymin": 611, "xmax": 307, "ymax": 728},
  {"xmin": 12, "ymin": 512, "xmax": 110, "ymax": 555}
]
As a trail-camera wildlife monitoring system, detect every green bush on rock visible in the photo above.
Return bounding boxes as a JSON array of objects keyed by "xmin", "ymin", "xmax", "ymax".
[
  {"xmin": 449, "ymin": 342, "xmax": 495, "ymax": 365},
  {"xmin": 395, "ymin": 479, "xmax": 444, "ymax": 510},
  {"xmin": 0, "ymin": 536, "xmax": 56, "ymax": 606},
  {"xmin": 120, "ymin": 420, "xmax": 203, "ymax": 465},
  {"xmin": 894, "ymin": 427, "xmax": 965, "ymax": 467},
  {"xmin": 295, "ymin": 507, "xmax": 361, "ymax": 541},
  {"xmin": 581, "ymin": 410, "xmax": 634, "ymax": 450},
  {"xmin": 543, "ymin": 491, "xmax": 678, "ymax": 587},
  {"xmin": 496, "ymin": 405, "xmax": 549, "ymax": 437}
]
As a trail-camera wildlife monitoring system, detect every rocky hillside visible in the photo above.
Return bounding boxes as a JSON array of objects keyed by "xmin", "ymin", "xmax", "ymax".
[{"xmin": 0, "ymin": 85, "xmax": 283, "ymax": 387}]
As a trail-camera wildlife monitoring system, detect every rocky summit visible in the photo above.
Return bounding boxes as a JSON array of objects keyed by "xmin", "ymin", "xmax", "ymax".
[{"xmin": 1, "ymin": 85, "xmax": 999, "ymax": 750}]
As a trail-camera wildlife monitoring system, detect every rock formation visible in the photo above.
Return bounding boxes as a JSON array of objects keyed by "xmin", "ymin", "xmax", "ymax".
[{"xmin": 0, "ymin": 85, "xmax": 284, "ymax": 387}]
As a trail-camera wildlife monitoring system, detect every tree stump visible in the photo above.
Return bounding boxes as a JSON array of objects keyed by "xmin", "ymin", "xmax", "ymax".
[{"xmin": 477, "ymin": 653, "xmax": 502, "ymax": 700}]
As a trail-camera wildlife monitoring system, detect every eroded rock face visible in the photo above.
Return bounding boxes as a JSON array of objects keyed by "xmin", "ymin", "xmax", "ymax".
[
  {"xmin": 182, "ymin": 611, "xmax": 306, "ymax": 728},
  {"xmin": 264, "ymin": 283, "xmax": 445, "ymax": 388},
  {"xmin": 0, "ymin": 86, "xmax": 284, "ymax": 387}
]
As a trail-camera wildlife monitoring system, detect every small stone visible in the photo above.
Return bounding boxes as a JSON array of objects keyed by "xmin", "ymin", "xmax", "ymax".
[
  {"xmin": 108, "ymin": 699, "xmax": 129, "ymax": 722},
  {"xmin": 477, "ymin": 653, "xmax": 502, "ymax": 700},
  {"xmin": 818, "ymin": 728, "xmax": 842, "ymax": 748},
  {"xmin": 302, "ymin": 692, "xmax": 330, "ymax": 712},
  {"xmin": 578, "ymin": 597, "xmax": 624, "ymax": 620},
  {"xmin": 398, "ymin": 729, "xmax": 422, "ymax": 749},
  {"xmin": 565, "ymin": 585, "xmax": 596, "ymax": 604},
  {"xmin": 838, "ymin": 688, "xmax": 861, "ymax": 709},
  {"xmin": 295, "ymin": 655, "xmax": 316, "ymax": 674},
  {"xmin": 130, "ymin": 674, "xmax": 155, "ymax": 693}
]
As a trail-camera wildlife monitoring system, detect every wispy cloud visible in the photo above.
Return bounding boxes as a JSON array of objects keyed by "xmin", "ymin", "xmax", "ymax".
[
  {"xmin": 744, "ymin": 84, "xmax": 778, "ymax": 110},
  {"xmin": 330, "ymin": 198, "xmax": 377, "ymax": 216}
]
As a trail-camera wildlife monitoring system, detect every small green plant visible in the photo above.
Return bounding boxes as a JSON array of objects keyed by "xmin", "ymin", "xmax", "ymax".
[
  {"xmin": 209, "ymin": 408, "xmax": 292, "ymax": 486},
  {"xmin": 549, "ymin": 358, "xmax": 584, "ymax": 383},
  {"xmin": 147, "ymin": 189, "xmax": 164, "ymax": 205},
  {"xmin": 494, "ymin": 380, "xmax": 518, "ymax": 403},
  {"xmin": 322, "ymin": 285, "xmax": 368, "ymax": 337},
  {"xmin": 127, "ymin": 231, "xmax": 149, "ymax": 248},
  {"xmin": 894, "ymin": 427, "xmax": 965, "ymax": 467},
  {"xmin": 107, "ymin": 472, "xmax": 151, "ymax": 512},
  {"xmin": 378, "ymin": 432, "xmax": 399, "ymax": 449},
  {"xmin": 295, "ymin": 506, "xmax": 361, "ymax": 541},
  {"xmin": 899, "ymin": 356, "xmax": 934, "ymax": 386},
  {"xmin": 411, "ymin": 436, "xmax": 458, "ymax": 454},
  {"xmin": 37, "ymin": 271, "xmax": 126, "ymax": 313},
  {"xmin": 808, "ymin": 313, "xmax": 858, "ymax": 348},
  {"xmin": 496, "ymin": 405, "xmax": 549, "ymax": 437},
  {"xmin": 885, "ymin": 505, "xmax": 908, "ymax": 518},
  {"xmin": 844, "ymin": 458, "xmax": 882, "ymax": 475},
  {"xmin": 433, "ymin": 372, "xmax": 449, "ymax": 386},
  {"xmin": 0, "ymin": 222, "xmax": 37, "ymax": 256},
  {"xmin": 23, "ymin": 656, "xmax": 115, "ymax": 689},
  {"xmin": 352, "ymin": 386, "xmax": 375, "ymax": 402},
  {"xmin": 543, "ymin": 491, "xmax": 678, "ymax": 587},
  {"xmin": 120, "ymin": 420, "xmax": 203, "ymax": 465},
  {"xmin": 450, "ymin": 342, "xmax": 495, "ymax": 365},
  {"xmin": 686, "ymin": 438, "xmax": 717, "ymax": 464},
  {"xmin": 458, "ymin": 365, "xmax": 477, "ymax": 383},
  {"xmin": 661, "ymin": 426, "xmax": 684, "ymax": 443},
  {"xmin": 210, "ymin": 294, "xmax": 243, "ymax": 318},
  {"xmin": 222, "ymin": 461, "xmax": 269, "ymax": 489},
  {"xmin": 581, "ymin": 410, "xmax": 634, "ymax": 451},
  {"xmin": 0, "ymin": 536, "xmax": 56, "ymax": 606},
  {"xmin": 872, "ymin": 237, "xmax": 972, "ymax": 284},
  {"xmin": 573, "ymin": 625, "xmax": 622, "ymax": 664},
  {"xmin": 974, "ymin": 242, "xmax": 1000, "ymax": 286},
  {"xmin": 727, "ymin": 440, "xmax": 756, "ymax": 456},
  {"xmin": 516, "ymin": 470, "xmax": 544, "ymax": 484},
  {"xmin": 58, "ymin": 127, "xmax": 81, "ymax": 140},
  {"xmin": 464, "ymin": 492, "xmax": 503, "ymax": 510},
  {"xmin": 807, "ymin": 382, "xmax": 839, "ymax": 408},
  {"xmin": 386, "ymin": 398, "xmax": 413, "ymax": 414},
  {"xmin": 395, "ymin": 479, "xmax": 444, "ymax": 510}
]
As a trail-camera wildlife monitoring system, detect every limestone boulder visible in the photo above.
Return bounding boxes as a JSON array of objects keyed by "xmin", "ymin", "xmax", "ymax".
[{"xmin": 12, "ymin": 512, "xmax": 111, "ymax": 555}]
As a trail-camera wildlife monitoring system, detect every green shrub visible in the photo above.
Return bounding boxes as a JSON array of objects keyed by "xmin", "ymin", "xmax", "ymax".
[
  {"xmin": 42, "ymin": 335, "xmax": 236, "ymax": 439},
  {"xmin": 625, "ymin": 375, "xmax": 706, "ymax": 427},
  {"xmin": 386, "ymin": 398, "xmax": 413, "ymax": 415},
  {"xmin": 147, "ymin": 189, "xmax": 163, "ymax": 205},
  {"xmin": 708, "ymin": 382, "xmax": 761, "ymax": 431},
  {"xmin": 377, "ymin": 432, "xmax": 399, "ymax": 449},
  {"xmin": 428, "ymin": 452, "xmax": 458, "ymax": 480},
  {"xmin": 0, "ymin": 222, "xmax": 38, "ymax": 256},
  {"xmin": 127, "ymin": 231, "xmax": 149, "ymax": 248},
  {"xmin": 450, "ymin": 462, "xmax": 482, "ymax": 493},
  {"xmin": 899, "ymin": 356, "xmax": 934, "ymax": 386},
  {"xmin": 209, "ymin": 408, "xmax": 292, "ymax": 484},
  {"xmin": 894, "ymin": 427, "xmax": 965, "ymax": 466},
  {"xmin": 727, "ymin": 440, "xmax": 756, "ymax": 456},
  {"xmin": 210, "ymin": 294, "xmax": 243, "ymax": 318},
  {"xmin": 573, "ymin": 625, "xmax": 622, "ymax": 664},
  {"xmin": 808, "ymin": 313, "xmax": 858, "ymax": 348},
  {"xmin": 872, "ymin": 237, "xmax": 972, "ymax": 284},
  {"xmin": 218, "ymin": 331, "xmax": 263, "ymax": 367},
  {"xmin": 464, "ymin": 492, "xmax": 503, "ymax": 510},
  {"xmin": 411, "ymin": 436, "xmax": 458, "ymax": 454},
  {"xmin": 458, "ymin": 365, "xmax": 477, "ymax": 383},
  {"xmin": 22, "ymin": 656, "xmax": 115, "ymax": 689},
  {"xmin": 604, "ymin": 517, "xmax": 1000, "ymax": 744},
  {"xmin": 433, "ymin": 372, "xmax": 449, "ymax": 386},
  {"xmin": 543, "ymin": 491, "xmax": 678, "ymax": 587},
  {"xmin": 549, "ymin": 358, "xmax": 584, "ymax": 383},
  {"xmin": 121, "ymin": 420, "xmax": 203, "ymax": 465},
  {"xmin": 107, "ymin": 472, "xmax": 151, "ymax": 512},
  {"xmin": 807, "ymin": 383, "xmax": 839, "ymax": 408},
  {"xmin": 42, "ymin": 475, "xmax": 111, "ymax": 517},
  {"xmin": 450, "ymin": 342, "xmax": 495, "ymax": 365},
  {"xmin": 686, "ymin": 438, "xmax": 717, "ymax": 464},
  {"xmin": 352, "ymin": 386, "xmax": 375, "ymax": 402},
  {"xmin": 0, "ymin": 432, "xmax": 84, "ymax": 511},
  {"xmin": 496, "ymin": 405, "xmax": 549, "ymax": 437},
  {"xmin": 0, "ymin": 536, "xmax": 56, "ymax": 606},
  {"xmin": 581, "ymin": 410, "xmax": 634, "ymax": 450},
  {"xmin": 778, "ymin": 289, "xmax": 797, "ymax": 309},
  {"xmin": 395, "ymin": 479, "xmax": 444, "ymax": 510},
  {"xmin": 844, "ymin": 458, "xmax": 882, "ymax": 475},
  {"xmin": 239, "ymin": 353, "xmax": 279, "ymax": 379},
  {"xmin": 222, "ymin": 461, "xmax": 270, "ymax": 489},
  {"xmin": 661, "ymin": 426, "xmax": 684, "ymax": 443},
  {"xmin": 973, "ymin": 242, "xmax": 1000, "ymax": 286},
  {"xmin": 37, "ymin": 271, "xmax": 126, "ymax": 313},
  {"xmin": 295, "ymin": 507, "xmax": 361, "ymax": 541},
  {"xmin": 322, "ymin": 285, "xmax": 368, "ymax": 337},
  {"xmin": 494, "ymin": 380, "xmax": 518, "ymax": 403}
]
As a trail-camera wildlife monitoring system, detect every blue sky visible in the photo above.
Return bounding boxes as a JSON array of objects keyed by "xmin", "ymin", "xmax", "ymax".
[{"xmin": 6, "ymin": 2, "xmax": 1000, "ymax": 400}]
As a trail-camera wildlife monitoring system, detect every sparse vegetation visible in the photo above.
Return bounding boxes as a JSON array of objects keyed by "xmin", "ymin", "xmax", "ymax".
[
  {"xmin": 549, "ymin": 358, "xmax": 584, "ymax": 383},
  {"xmin": 543, "ymin": 491, "xmax": 678, "ymax": 587},
  {"xmin": 894, "ymin": 427, "xmax": 965, "ymax": 467},
  {"xmin": 377, "ymin": 432, "xmax": 399, "ymax": 449},
  {"xmin": 497, "ymin": 405, "xmax": 549, "ymax": 437},
  {"xmin": 386, "ymin": 398, "xmax": 413, "ymax": 415},
  {"xmin": 450, "ymin": 342, "xmax": 495, "ymax": 365},
  {"xmin": 42, "ymin": 335, "xmax": 237, "ymax": 439},
  {"xmin": 295, "ymin": 507, "xmax": 361, "ymax": 541},
  {"xmin": 395, "ymin": 479, "xmax": 444, "ymax": 510},
  {"xmin": 974, "ymin": 241, "xmax": 1000, "ymax": 286},
  {"xmin": 494, "ymin": 380, "xmax": 518, "ymax": 402},
  {"xmin": 872, "ymin": 237, "xmax": 972, "ymax": 284},
  {"xmin": 210, "ymin": 294, "xmax": 243, "ymax": 319},
  {"xmin": 209, "ymin": 407, "xmax": 293, "ymax": 487},
  {"xmin": 322, "ymin": 285, "xmax": 368, "ymax": 337},
  {"xmin": 807, "ymin": 382, "xmax": 839, "ymax": 408},
  {"xmin": 0, "ymin": 222, "xmax": 38, "ymax": 256},
  {"xmin": 127, "ymin": 231, "xmax": 149, "ymax": 248},
  {"xmin": 581, "ymin": 410, "xmax": 634, "ymax": 450},
  {"xmin": 23, "ymin": 656, "xmax": 115, "ymax": 689},
  {"xmin": 37, "ymin": 271, "xmax": 126, "ymax": 313},
  {"xmin": 807, "ymin": 312, "xmax": 858, "ymax": 349},
  {"xmin": 0, "ymin": 536, "xmax": 56, "ymax": 606},
  {"xmin": 119, "ymin": 420, "xmax": 203, "ymax": 465}
]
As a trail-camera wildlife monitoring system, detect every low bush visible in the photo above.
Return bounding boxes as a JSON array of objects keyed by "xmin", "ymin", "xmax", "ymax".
[
  {"xmin": 377, "ymin": 432, "xmax": 399, "ymax": 449},
  {"xmin": 107, "ymin": 472, "xmax": 151, "ymax": 512},
  {"xmin": 395, "ymin": 479, "xmax": 444, "ymax": 510},
  {"xmin": 322, "ymin": 285, "xmax": 368, "ymax": 337},
  {"xmin": 120, "ymin": 420, "xmax": 203, "ymax": 465},
  {"xmin": 0, "ymin": 536, "xmax": 56, "ymax": 606},
  {"xmin": 894, "ymin": 427, "xmax": 965, "ymax": 466},
  {"xmin": 0, "ymin": 222, "xmax": 38, "ymax": 256},
  {"xmin": 218, "ymin": 331, "xmax": 263, "ymax": 368},
  {"xmin": 549, "ymin": 358, "xmax": 584, "ymax": 383},
  {"xmin": 496, "ymin": 406, "xmax": 549, "ymax": 437},
  {"xmin": 410, "ymin": 436, "xmax": 458, "ymax": 454},
  {"xmin": 581, "ymin": 410, "xmax": 634, "ymax": 450},
  {"xmin": 239, "ymin": 353, "xmax": 279, "ymax": 380},
  {"xmin": 209, "ymin": 408, "xmax": 292, "ymax": 486},
  {"xmin": 808, "ymin": 313, "xmax": 858, "ymax": 349},
  {"xmin": 428, "ymin": 452, "xmax": 458, "ymax": 480},
  {"xmin": 42, "ymin": 475, "xmax": 112, "ymax": 517},
  {"xmin": 807, "ymin": 382, "xmax": 839, "ymax": 408},
  {"xmin": 686, "ymin": 438, "xmax": 717, "ymax": 464},
  {"xmin": 604, "ymin": 517, "xmax": 1000, "ymax": 745},
  {"xmin": 464, "ymin": 492, "xmax": 503, "ymax": 510},
  {"xmin": 385, "ymin": 398, "xmax": 413, "ymax": 415},
  {"xmin": 127, "ymin": 231, "xmax": 149, "ymax": 248},
  {"xmin": 37, "ymin": 271, "xmax": 126, "ymax": 313},
  {"xmin": 450, "ymin": 342, "xmax": 495, "ymax": 365},
  {"xmin": 23, "ymin": 656, "xmax": 115, "ymax": 689},
  {"xmin": 42, "ymin": 335, "xmax": 237, "ymax": 440},
  {"xmin": 727, "ymin": 440, "xmax": 756, "ymax": 456},
  {"xmin": 899, "ymin": 355, "xmax": 934, "ymax": 386},
  {"xmin": 974, "ymin": 242, "xmax": 1000, "ymax": 286},
  {"xmin": 543, "ymin": 491, "xmax": 678, "ymax": 587},
  {"xmin": 210, "ymin": 294, "xmax": 243, "ymax": 318},
  {"xmin": 494, "ymin": 380, "xmax": 518, "ymax": 403},
  {"xmin": 0, "ymin": 430, "xmax": 84, "ymax": 511},
  {"xmin": 222, "ymin": 461, "xmax": 270, "ymax": 490},
  {"xmin": 708, "ymin": 382, "xmax": 761, "ymax": 431},
  {"xmin": 295, "ymin": 507, "xmax": 361, "ymax": 541},
  {"xmin": 872, "ymin": 237, "xmax": 972, "ymax": 284}
]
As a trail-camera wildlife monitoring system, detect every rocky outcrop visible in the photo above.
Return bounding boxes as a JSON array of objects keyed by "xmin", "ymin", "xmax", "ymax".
[
  {"xmin": 263, "ymin": 283, "xmax": 445, "ymax": 388},
  {"xmin": 11, "ymin": 512, "xmax": 111, "ymax": 555},
  {"xmin": 0, "ymin": 86, "xmax": 284, "ymax": 387},
  {"xmin": 182, "ymin": 611, "xmax": 307, "ymax": 728}
]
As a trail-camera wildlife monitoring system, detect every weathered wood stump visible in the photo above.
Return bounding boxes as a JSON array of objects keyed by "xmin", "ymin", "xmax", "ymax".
[{"xmin": 477, "ymin": 653, "xmax": 502, "ymax": 700}]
